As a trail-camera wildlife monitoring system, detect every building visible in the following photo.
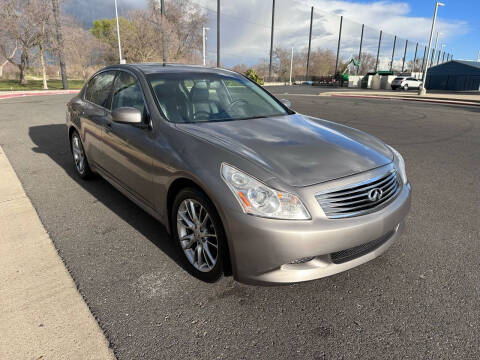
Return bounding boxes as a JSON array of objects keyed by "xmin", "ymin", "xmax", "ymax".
[{"xmin": 426, "ymin": 60, "xmax": 480, "ymax": 91}]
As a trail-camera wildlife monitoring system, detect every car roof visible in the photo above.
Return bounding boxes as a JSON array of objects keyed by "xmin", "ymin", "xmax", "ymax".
[{"xmin": 103, "ymin": 63, "xmax": 239, "ymax": 77}]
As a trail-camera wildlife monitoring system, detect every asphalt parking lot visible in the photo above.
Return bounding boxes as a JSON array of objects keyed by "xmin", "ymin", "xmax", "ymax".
[{"xmin": 0, "ymin": 93, "xmax": 479, "ymax": 359}]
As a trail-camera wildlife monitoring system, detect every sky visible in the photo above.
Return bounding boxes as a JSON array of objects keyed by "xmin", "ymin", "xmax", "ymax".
[{"xmin": 65, "ymin": 0, "xmax": 479, "ymax": 67}]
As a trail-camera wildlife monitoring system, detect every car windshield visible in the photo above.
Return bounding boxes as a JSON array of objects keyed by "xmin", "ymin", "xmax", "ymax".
[{"xmin": 147, "ymin": 72, "xmax": 290, "ymax": 123}]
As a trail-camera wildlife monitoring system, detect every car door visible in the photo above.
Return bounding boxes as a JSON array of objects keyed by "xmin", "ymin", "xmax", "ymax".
[
  {"xmin": 101, "ymin": 70, "xmax": 155, "ymax": 207},
  {"xmin": 82, "ymin": 71, "xmax": 116, "ymax": 167},
  {"xmin": 407, "ymin": 78, "xmax": 417, "ymax": 88}
]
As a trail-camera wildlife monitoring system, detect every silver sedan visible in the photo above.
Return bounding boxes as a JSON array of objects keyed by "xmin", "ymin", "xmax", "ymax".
[{"xmin": 66, "ymin": 64, "xmax": 411, "ymax": 285}]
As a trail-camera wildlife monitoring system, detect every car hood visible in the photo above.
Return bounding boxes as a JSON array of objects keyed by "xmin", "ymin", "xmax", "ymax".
[{"xmin": 177, "ymin": 114, "xmax": 393, "ymax": 187}]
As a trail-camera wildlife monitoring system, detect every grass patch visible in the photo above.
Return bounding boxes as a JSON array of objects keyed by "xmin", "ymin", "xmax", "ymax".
[{"xmin": 0, "ymin": 79, "xmax": 85, "ymax": 91}]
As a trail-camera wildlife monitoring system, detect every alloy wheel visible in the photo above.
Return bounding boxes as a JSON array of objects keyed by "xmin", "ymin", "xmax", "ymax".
[
  {"xmin": 176, "ymin": 199, "xmax": 218, "ymax": 272},
  {"xmin": 71, "ymin": 134, "xmax": 86, "ymax": 174}
]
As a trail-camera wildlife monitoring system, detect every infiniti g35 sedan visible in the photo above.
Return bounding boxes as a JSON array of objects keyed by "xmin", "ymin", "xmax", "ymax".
[{"xmin": 66, "ymin": 63, "xmax": 411, "ymax": 285}]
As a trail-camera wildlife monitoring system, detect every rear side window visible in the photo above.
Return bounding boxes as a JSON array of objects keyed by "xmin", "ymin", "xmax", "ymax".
[
  {"xmin": 393, "ymin": 77, "xmax": 405, "ymax": 81},
  {"xmin": 111, "ymin": 71, "xmax": 145, "ymax": 115},
  {"xmin": 85, "ymin": 71, "xmax": 116, "ymax": 108}
]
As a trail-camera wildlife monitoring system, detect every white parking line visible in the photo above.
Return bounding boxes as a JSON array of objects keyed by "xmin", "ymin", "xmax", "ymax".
[{"xmin": 0, "ymin": 145, "xmax": 115, "ymax": 360}]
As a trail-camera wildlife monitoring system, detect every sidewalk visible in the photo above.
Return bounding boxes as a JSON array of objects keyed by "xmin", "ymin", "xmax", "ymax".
[
  {"xmin": 0, "ymin": 89, "xmax": 79, "ymax": 100},
  {"xmin": 320, "ymin": 89, "xmax": 480, "ymax": 106},
  {"xmin": 0, "ymin": 145, "xmax": 115, "ymax": 360}
]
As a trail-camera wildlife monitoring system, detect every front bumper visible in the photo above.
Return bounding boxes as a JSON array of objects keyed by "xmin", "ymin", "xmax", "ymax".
[{"xmin": 222, "ymin": 167, "xmax": 412, "ymax": 285}]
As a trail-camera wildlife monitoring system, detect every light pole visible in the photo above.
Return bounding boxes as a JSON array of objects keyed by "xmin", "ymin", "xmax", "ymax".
[
  {"xmin": 419, "ymin": 1, "xmax": 444, "ymax": 95},
  {"xmin": 202, "ymin": 27, "xmax": 210, "ymax": 66},
  {"xmin": 114, "ymin": 0, "xmax": 124, "ymax": 64}
]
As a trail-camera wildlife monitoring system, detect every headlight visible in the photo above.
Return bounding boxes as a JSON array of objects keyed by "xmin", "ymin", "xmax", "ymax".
[
  {"xmin": 388, "ymin": 145, "xmax": 407, "ymax": 184},
  {"xmin": 221, "ymin": 163, "xmax": 311, "ymax": 220}
]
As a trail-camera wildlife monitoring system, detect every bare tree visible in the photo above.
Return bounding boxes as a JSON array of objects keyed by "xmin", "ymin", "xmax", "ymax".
[
  {"xmin": 0, "ymin": 0, "xmax": 43, "ymax": 84},
  {"xmin": 0, "ymin": 37, "xmax": 18, "ymax": 78},
  {"xmin": 32, "ymin": 0, "xmax": 52, "ymax": 89},
  {"xmin": 90, "ymin": 1, "xmax": 207, "ymax": 65},
  {"xmin": 62, "ymin": 18, "xmax": 101, "ymax": 80}
]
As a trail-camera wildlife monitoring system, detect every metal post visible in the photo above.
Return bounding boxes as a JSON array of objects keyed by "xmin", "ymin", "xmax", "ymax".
[
  {"xmin": 217, "ymin": 0, "xmax": 220, "ymax": 67},
  {"xmin": 161, "ymin": 0, "xmax": 166, "ymax": 64},
  {"xmin": 442, "ymin": 51, "xmax": 445, "ymax": 63},
  {"xmin": 421, "ymin": 45, "xmax": 427, "ymax": 73},
  {"xmin": 430, "ymin": 48, "xmax": 435, "ymax": 68},
  {"xmin": 334, "ymin": 16, "xmax": 343, "ymax": 77},
  {"xmin": 375, "ymin": 30, "xmax": 382, "ymax": 72},
  {"xmin": 437, "ymin": 45, "xmax": 444, "ymax": 64},
  {"xmin": 289, "ymin": 47, "xmax": 293, "ymax": 85},
  {"xmin": 357, "ymin": 24, "xmax": 364, "ymax": 75},
  {"xmin": 401, "ymin": 39, "xmax": 408, "ymax": 72},
  {"xmin": 420, "ymin": 1, "xmax": 444, "ymax": 95},
  {"xmin": 114, "ymin": 0, "xmax": 123, "ymax": 63},
  {"xmin": 390, "ymin": 35, "xmax": 396, "ymax": 71},
  {"xmin": 202, "ymin": 27, "xmax": 208, "ymax": 66},
  {"xmin": 413, "ymin": 42, "xmax": 418, "ymax": 72},
  {"xmin": 305, "ymin": 6, "xmax": 313, "ymax": 80},
  {"xmin": 268, "ymin": 0, "xmax": 275, "ymax": 79}
]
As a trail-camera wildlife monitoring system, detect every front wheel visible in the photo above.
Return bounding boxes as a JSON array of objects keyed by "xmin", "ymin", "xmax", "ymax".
[
  {"xmin": 171, "ymin": 188, "xmax": 227, "ymax": 282},
  {"xmin": 403, "ymin": 84, "xmax": 409, "ymax": 91}
]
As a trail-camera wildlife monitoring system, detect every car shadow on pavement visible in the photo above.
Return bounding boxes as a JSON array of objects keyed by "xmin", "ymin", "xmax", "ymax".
[{"xmin": 28, "ymin": 123, "xmax": 188, "ymax": 274}]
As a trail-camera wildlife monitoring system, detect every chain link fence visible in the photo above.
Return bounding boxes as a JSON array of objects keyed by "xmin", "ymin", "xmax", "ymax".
[{"xmin": 187, "ymin": 0, "xmax": 452, "ymax": 85}]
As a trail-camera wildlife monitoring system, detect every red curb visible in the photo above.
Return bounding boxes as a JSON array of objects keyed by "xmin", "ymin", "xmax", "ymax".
[
  {"xmin": 0, "ymin": 90, "xmax": 79, "ymax": 100},
  {"xmin": 330, "ymin": 94, "xmax": 480, "ymax": 107}
]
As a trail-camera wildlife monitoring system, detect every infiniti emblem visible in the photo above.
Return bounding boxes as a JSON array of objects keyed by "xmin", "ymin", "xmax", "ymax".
[{"xmin": 368, "ymin": 188, "xmax": 383, "ymax": 202}]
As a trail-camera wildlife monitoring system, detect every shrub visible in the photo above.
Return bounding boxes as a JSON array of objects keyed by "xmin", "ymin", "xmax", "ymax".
[{"xmin": 245, "ymin": 68, "xmax": 264, "ymax": 85}]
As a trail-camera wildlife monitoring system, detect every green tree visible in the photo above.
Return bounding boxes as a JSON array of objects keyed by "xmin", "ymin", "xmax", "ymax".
[
  {"xmin": 90, "ymin": 18, "xmax": 133, "ymax": 63},
  {"xmin": 245, "ymin": 68, "xmax": 264, "ymax": 85}
]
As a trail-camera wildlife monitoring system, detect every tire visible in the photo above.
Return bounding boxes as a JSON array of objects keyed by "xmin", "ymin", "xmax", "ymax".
[
  {"xmin": 403, "ymin": 84, "xmax": 409, "ymax": 91},
  {"xmin": 70, "ymin": 130, "xmax": 93, "ymax": 179},
  {"xmin": 171, "ymin": 187, "xmax": 226, "ymax": 282}
]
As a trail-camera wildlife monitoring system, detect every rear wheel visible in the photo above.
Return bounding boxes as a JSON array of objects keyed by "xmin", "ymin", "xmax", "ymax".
[
  {"xmin": 171, "ymin": 188, "xmax": 226, "ymax": 282},
  {"xmin": 70, "ymin": 130, "xmax": 92, "ymax": 179}
]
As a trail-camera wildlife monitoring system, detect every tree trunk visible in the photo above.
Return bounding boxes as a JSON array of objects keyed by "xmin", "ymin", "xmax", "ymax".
[
  {"xmin": 0, "ymin": 61, "xmax": 6, "ymax": 78},
  {"xmin": 52, "ymin": 0, "xmax": 68, "ymax": 89},
  {"xmin": 39, "ymin": 45, "xmax": 48, "ymax": 89},
  {"xmin": 19, "ymin": 51, "xmax": 28, "ymax": 85}
]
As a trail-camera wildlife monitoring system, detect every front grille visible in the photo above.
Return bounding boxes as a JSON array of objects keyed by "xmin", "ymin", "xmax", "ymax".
[
  {"xmin": 316, "ymin": 170, "xmax": 401, "ymax": 219},
  {"xmin": 330, "ymin": 230, "xmax": 394, "ymax": 264}
]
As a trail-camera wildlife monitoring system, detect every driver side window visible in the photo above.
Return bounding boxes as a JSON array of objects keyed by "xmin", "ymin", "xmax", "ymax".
[{"xmin": 112, "ymin": 71, "xmax": 145, "ymax": 116}]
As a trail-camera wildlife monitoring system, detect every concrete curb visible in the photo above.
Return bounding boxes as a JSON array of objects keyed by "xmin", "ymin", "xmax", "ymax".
[
  {"xmin": 321, "ymin": 92, "xmax": 480, "ymax": 107},
  {"xmin": 0, "ymin": 90, "xmax": 79, "ymax": 100},
  {"xmin": 0, "ymin": 145, "xmax": 115, "ymax": 360}
]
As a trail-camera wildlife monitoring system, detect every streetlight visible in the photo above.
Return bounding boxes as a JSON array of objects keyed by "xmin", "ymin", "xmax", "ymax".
[
  {"xmin": 419, "ymin": 1, "xmax": 444, "ymax": 95},
  {"xmin": 202, "ymin": 27, "xmax": 210, "ymax": 66},
  {"xmin": 114, "ymin": 0, "xmax": 125, "ymax": 64}
]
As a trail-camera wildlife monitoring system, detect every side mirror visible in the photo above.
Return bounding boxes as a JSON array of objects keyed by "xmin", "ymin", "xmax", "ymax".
[
  {"xmin": 281, "ymin": 99, "xmax": 291, "ymax": 108},
  {"xmin": 111, "ymin": 107, "xmax": 142, "ymax": 125}
]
